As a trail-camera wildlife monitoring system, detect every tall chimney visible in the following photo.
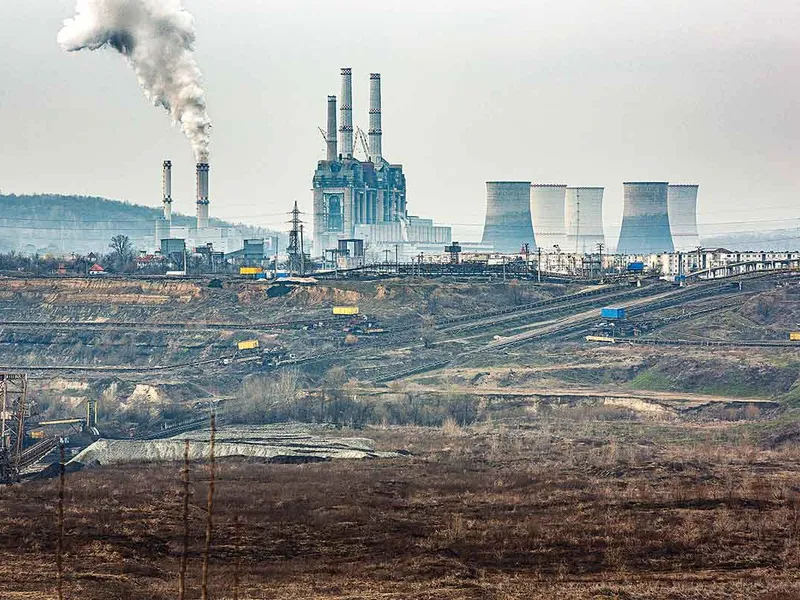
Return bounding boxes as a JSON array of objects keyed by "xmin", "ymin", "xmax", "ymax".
[
  {"xmin": 368, "ymin": 73, "xmax": 382, "ymax": 163},
  {"xmin": 196, "ymin": 162, "xmax": 210, "ymax": 229},
  {"xmin": 339, "ymin": 68, "xmax": 354, "ymax": 159},
  {"xmin": 162, "ymin": 160, "xmax": 172, "ymax": 221},
  {"xmin": 326, "ymin": 95, "xmax": 338, "ymax": 162}
]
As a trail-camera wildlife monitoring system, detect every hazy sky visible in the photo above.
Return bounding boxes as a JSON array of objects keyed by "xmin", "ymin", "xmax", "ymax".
[{"xmin": 1, "ymin": 0, "xmax": 798, "ymax": 244}]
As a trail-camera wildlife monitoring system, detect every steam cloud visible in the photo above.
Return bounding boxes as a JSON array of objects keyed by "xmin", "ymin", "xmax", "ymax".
[{"xmin": 58, "ymin": 0, "xmax": 212, "ymax": 162}]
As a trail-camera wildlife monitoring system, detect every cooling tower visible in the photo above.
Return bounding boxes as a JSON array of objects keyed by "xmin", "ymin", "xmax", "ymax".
[
  {"xmin": 482, "ymin": 182, "xmax": 536, "ymax": 253},
  {"xmin": 668, "ymin": 184, "xmax": 700, "ymax": 251},
  {"xmin": 565, "ymin": 187, "xmax": 605, "ymax": 254},
  {"xmin": 616, "ymin": 182, "xmax": 674, "ymax": 254},
  {"xmin": 196, "ymin": 162, "xmax": 210, "ymax": 230},
  {"xmin": 530, "ymin": 184, "xmax": 566, "ymax": 250}
]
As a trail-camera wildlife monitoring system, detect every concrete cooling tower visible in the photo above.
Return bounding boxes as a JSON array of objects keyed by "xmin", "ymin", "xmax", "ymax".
[
  {"xmin": 564, "ymin": 187, "xmax": 605, "ymax": 254},
  {"xmin": 668, "ymin": 184, "xmax": 701, "ymax": 251},
  {"xmin": 482, "ymin": 182, "xmax": 536, "ymax": 253},
  {"xmin": 616, "ymin": 182, "xmax": 674, "ymax": 254},
  {"xmin": 530, "ymin": 184, "xmax": 566, "ymax": 250}
]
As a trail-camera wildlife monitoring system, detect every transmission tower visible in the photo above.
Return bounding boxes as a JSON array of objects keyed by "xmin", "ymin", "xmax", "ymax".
[{"xmin": 287, "ymin": 201, "xmax": 305, "ymax": 276}]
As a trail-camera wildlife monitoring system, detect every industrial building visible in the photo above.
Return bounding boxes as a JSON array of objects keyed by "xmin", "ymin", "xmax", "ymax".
[
  {"xmin": 481, "ymin": 181, "xmax": 536, "ymax": 253},
  {"xmin": 616, "ymin": 182, "xmax": 674, "ymax": 254},
  {"xmin": 312, "ymin": 68, "xmax": 451, "ymax": 259},
  {"xmin": 668, "ymin": 184, "xmax": 701, "ymax": 251},
  {"xmin": 152, "ymin": 158, "xmax": 265, "ymax": 257},
  {"xmin": 564, "ymin": 187, "xmax": 605, "ymax": 254},
  {"xmin": 530, "ymin": 184, "xmax": 566, "ymax": 251}
]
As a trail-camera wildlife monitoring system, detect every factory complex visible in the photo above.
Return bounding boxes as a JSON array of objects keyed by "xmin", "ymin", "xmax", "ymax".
[
  {"xmin": 138, "ymin": 68, "xmax": 795, "ymax": 281},
  {"xmin": 312, "ymin": 69, "xmax": 452, "ymax": 264}
]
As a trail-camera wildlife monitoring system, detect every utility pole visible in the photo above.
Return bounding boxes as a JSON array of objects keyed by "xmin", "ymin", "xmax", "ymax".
[
  {"xmin": 395, "ymin": 244, "xmax": 399, "ymax": 275},
  {"xmin": 575, "ymin": 190, "xmax": 581, "ymax": 254},
  {"xmin": 597, "ymin": 242, "xmax": 605, "ymax": 283},
  {"xmin": 537, "ymin": 247, "xmax": 542, "ymax": 283}
]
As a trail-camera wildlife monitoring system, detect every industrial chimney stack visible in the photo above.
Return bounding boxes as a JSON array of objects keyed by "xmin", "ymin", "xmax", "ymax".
[
  {"xmin": 326, "ymin": 95, "xmax": 338, "ymax": 162},
  {"xmin": 368, "ymin": 73, "xmax": 382, "ymax": 163},
  {"xmin": 162, "ymin": 160, "xmax": 172, "ymax": 221},
  {"xmin": 339, "ymin": 68, "xmax": 354, "ymax": 159},
  {"xmin": 196, "ymin": 162, "xmax": 210, "ymax": 230}
]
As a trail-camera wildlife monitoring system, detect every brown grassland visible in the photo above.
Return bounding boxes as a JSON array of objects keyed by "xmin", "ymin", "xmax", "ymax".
[{"xmin": 2, "ymin": 415, "xmax": 800, "ymax": 599}]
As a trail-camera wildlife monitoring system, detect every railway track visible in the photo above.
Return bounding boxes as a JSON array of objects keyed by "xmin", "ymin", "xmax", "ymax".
[
  {"xmin": 0, "ymin": 316, "xmax": 338, "ymax": 332},
  {"xmin": 373, "ymin": 275, "xmax": 783, "ymax": 383},
  {"xmin": 0, "ymin": 355, "xmax": 233, "ymax": 374},
  {"xmin": 436, "ymin": 284, "xmax": 668, "ymax": 336},
  {"xmin": 589, "ymin": 337, "xmax": 799, "ymax": 348}
]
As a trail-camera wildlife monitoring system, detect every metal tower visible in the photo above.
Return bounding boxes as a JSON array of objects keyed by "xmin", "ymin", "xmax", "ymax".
[
  {"xmin": 287, "ymin": 201, "xmax": 305, "ymax": 276},
  {"xmin": 0, "ymin": 373, "xmax": 30, "ymax": 483}
]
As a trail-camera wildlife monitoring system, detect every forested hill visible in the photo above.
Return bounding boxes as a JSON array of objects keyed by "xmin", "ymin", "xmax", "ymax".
[
  {"xmin": 0, "ymin": 194, "xmax": 276, "ymax": 255},
  {"xmin": 700, "ymin": 229, "xmax": 800, "ymax": 252}
]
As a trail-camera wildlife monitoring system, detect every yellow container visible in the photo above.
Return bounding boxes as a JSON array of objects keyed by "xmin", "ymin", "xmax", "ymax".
[
  {"xmin": 239, "ymin": 267, "xmax": 263, "ymax": 275},
  {"xmin": 333, "ymin": 306, "xmax": 359, "ymax": 316},
  {"xmin": 585, "ymin": 335, "xmax": 616, "ymax": 343},
  {"xmin": 790, "ymin": 332, "xmax": 800, "ymax": 341},
  {"xmin": 30, "ymin": 430, "xmax": 45, "ymax": 439},
  {"xmin": 237, "ymin": 339, "xmax": 260, "ymax": 351}
]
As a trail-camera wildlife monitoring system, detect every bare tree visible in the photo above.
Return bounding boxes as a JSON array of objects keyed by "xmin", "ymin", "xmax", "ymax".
[{"xmin": 109, "ymin": 234, "xmax": 134, "ymax": 272}]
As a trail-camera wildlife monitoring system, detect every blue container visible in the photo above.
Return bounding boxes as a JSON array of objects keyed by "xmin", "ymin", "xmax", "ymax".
[
  {"xmin": 601, "ymin": 307, "xmax": 626, "ymax": 320},
  {"xmin": 627, "ymin": 262, "xmax": 644, "ymax": 272}
]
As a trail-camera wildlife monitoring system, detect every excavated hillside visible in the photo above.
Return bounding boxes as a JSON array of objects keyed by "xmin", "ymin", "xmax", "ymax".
[{"xmin": 0, "ymin": 276, "xmax": 575, "ymax": 369}]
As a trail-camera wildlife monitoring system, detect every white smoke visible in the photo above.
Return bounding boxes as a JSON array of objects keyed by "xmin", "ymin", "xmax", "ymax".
[{"xmin": 58, "ymin": 0, "xmax": 212, "ymax": 162}]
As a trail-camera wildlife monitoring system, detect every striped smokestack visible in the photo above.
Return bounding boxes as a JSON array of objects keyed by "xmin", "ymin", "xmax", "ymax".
[
  {"xmin": 162, "ymin": 160, "xmax": 172, "ymax": 221},
  {"xmin": 326, "ymin": 95, "xmax": 338, "ymax": 161},
  {"xmin": 339, "ymin": 68, "xmax": 353, "ymax": 158},
  {"xmin": 368, "ymin": 73, "xmax": 382, "ymax": 162},
  {"xmin": 196, "ymin": 162, "xmax": 209, "ymax": 229}
]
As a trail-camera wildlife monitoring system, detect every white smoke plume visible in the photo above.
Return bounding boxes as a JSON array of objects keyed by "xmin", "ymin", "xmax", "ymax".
[{"xmin": 58, "ymin": 0, "xmax": 212, "ymax": 162}]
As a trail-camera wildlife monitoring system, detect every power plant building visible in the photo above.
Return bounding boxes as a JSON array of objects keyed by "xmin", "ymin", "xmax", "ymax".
[
  {"xmin": 481, "ymin": 182, "xmax": 536, "ymax": 253},
  {"xmin": 312, "ymin": 69, "xmax": 450, "ymax": 258},
  {"xmin": 564, "ymin": 187, "xmax": 605, "ymax": 254},
  {"xmin": 530, "ymin": 184, "xmax": 566, "ymax": 251},
  {"xmin": 667, "ymin": 184, "xmax": 701, "ymax": 251},
  {"xmin": 616, "ymin": 182, "xmax": 674, "ymax": 254}
]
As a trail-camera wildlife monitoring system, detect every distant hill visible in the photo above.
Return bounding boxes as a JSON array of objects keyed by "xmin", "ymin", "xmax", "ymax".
[
  {"xmin": 0, "ymin": 194, "xmax": 281, "ymax": 255},
  {"xmin": 700, "ymin": 228, "xmax": 800, "ymax": 252}
]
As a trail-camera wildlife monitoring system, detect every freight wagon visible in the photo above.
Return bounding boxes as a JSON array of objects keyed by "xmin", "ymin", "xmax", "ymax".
[
  {"xmin": 237, "ymin": 339, "xmax": 260, "ymax": 351},
  {"xmin": 600, "ymin": 307, "xmax": 626, "ymax": 320},
  {"xmin": 333, "ymin": 306, "xmax": 359, "ymax": 316}
]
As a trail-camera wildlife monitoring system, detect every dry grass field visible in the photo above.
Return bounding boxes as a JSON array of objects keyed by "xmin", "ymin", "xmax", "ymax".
[{"xmin": 3, "ymin": 414, "xmax": 800, "ymax": 599}]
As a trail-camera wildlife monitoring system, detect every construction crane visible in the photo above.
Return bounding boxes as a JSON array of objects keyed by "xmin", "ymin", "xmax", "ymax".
[{"xmin": 354, "ymin": 126, "xmax": 370, "ymax": 161}]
